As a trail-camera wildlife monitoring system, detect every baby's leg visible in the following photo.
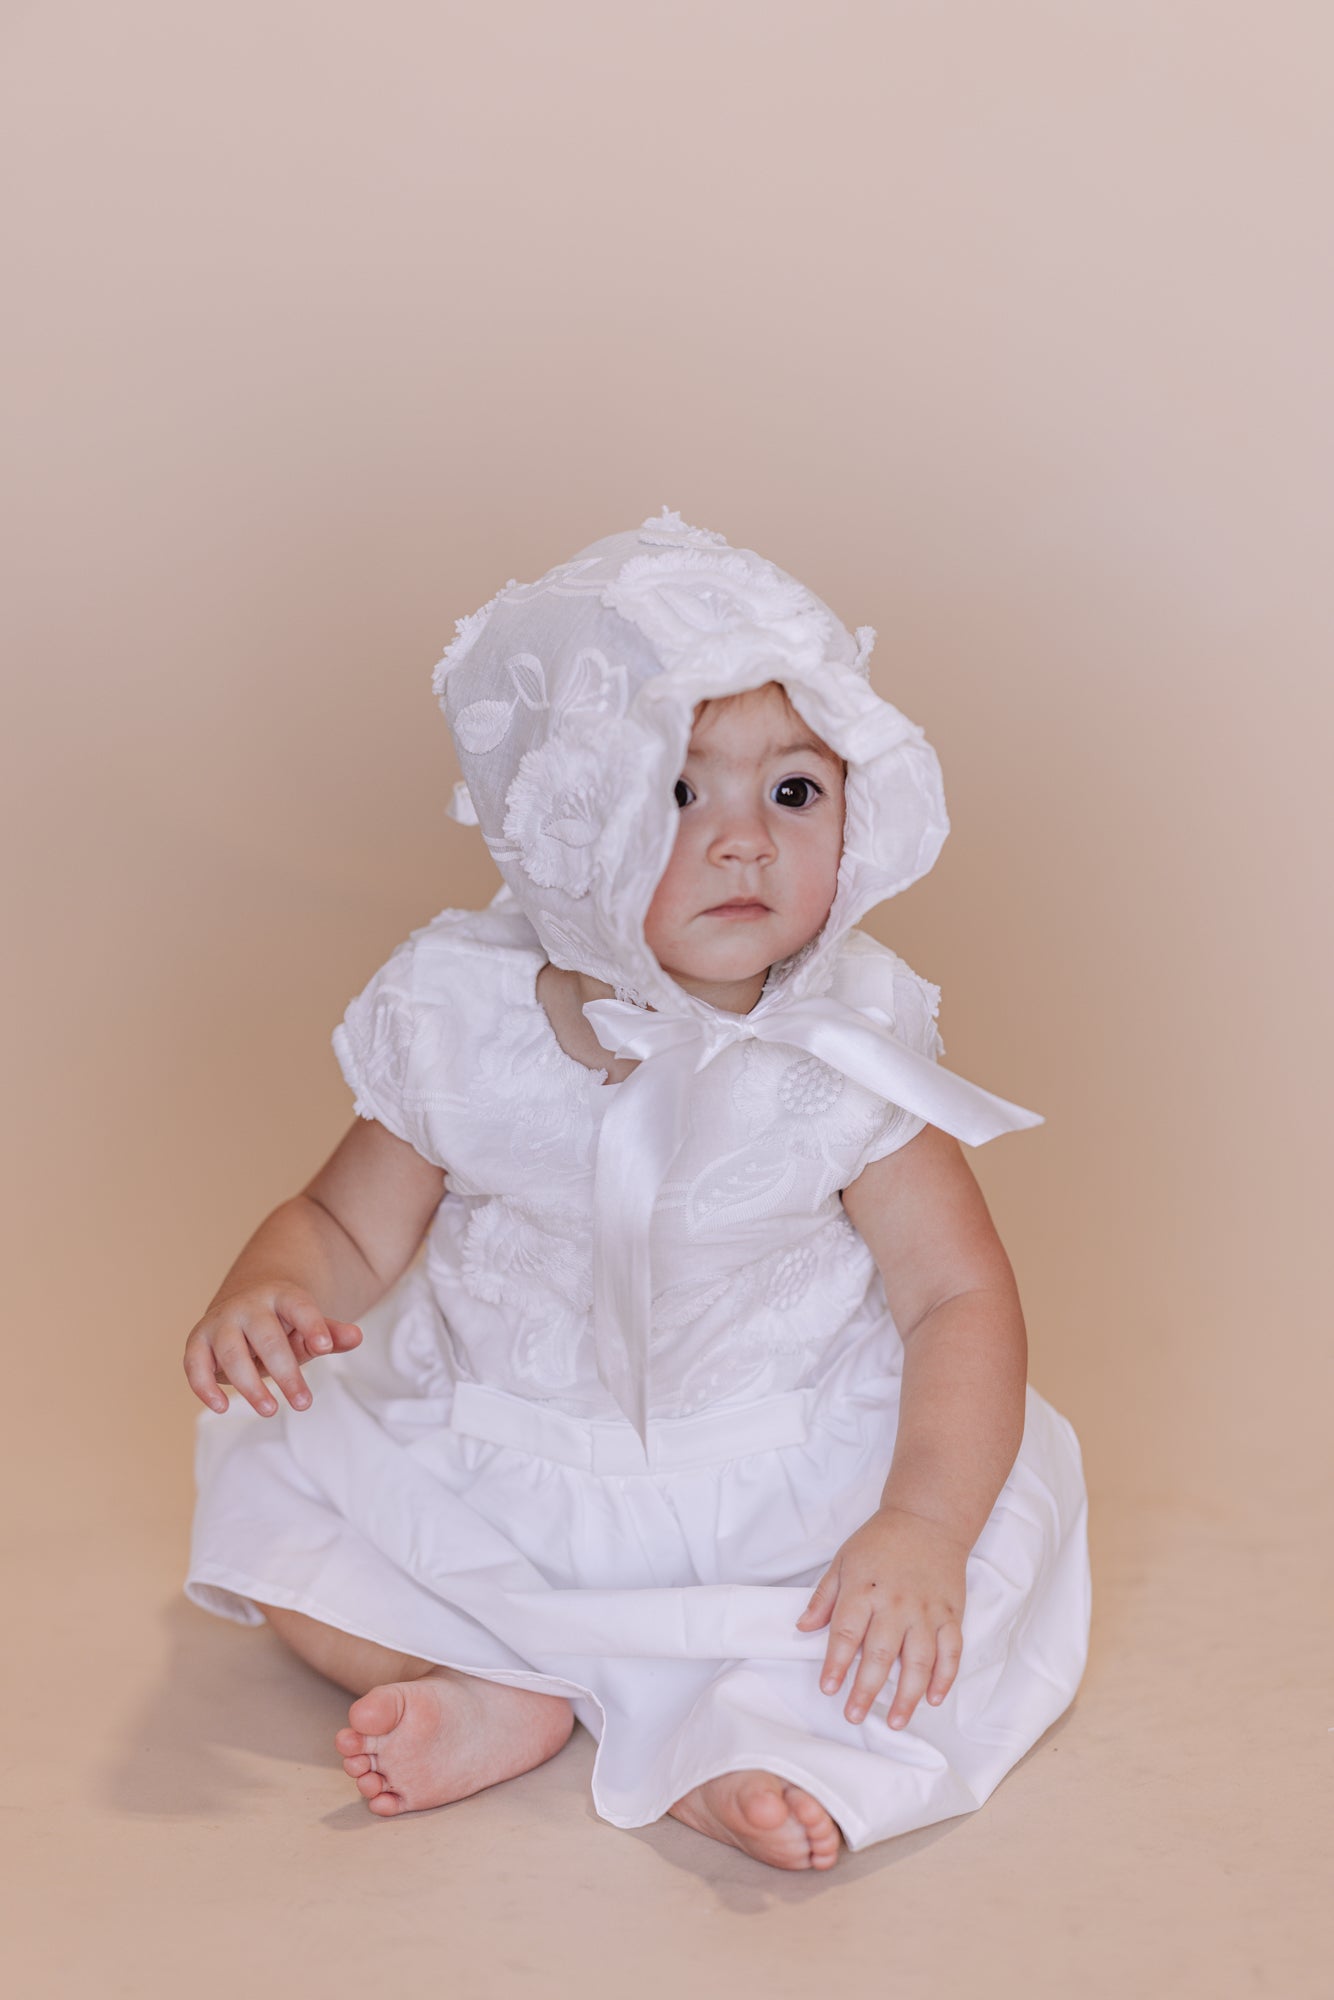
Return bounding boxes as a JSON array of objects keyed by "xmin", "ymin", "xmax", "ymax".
[
  {"xmin": 262, "ymin": 1602, "xmax": 435, "ymax": 1693},
  {"xmin": 259, "ymin": 1601, "xmax": 574, "ymax": 1817}
]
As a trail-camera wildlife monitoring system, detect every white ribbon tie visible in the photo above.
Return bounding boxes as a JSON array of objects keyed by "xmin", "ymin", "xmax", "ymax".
[{"xmin": 581, "ymin": 993, "xmax": 1042, "ymax": 1449}]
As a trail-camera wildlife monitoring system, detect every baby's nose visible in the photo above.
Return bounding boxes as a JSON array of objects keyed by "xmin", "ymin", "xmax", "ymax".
[{"xmin": 711, "ymin": 821, "xmax": 775, "ymax": 863}]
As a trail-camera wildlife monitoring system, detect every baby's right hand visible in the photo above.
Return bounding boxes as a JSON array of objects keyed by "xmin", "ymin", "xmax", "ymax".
[{"xmin": 183, "ymin": 1285, "xmax": 363, "ymax": 1418}]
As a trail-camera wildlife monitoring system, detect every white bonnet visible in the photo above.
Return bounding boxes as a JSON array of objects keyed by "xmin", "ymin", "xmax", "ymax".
[{"xmin": 432, "ymin": 507, "xmax": 949, "ymax": 1019}]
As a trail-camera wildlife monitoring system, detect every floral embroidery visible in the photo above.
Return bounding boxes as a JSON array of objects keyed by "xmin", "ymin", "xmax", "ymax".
[
  {"xmin": 667, "ymin": 1213, "xmax": 876, "ymax": 1409},
  {"xmin": 728, "ymin": 1041, "xmax": 882, "ymax": 1166},
  {"xmin": 468, "ymin": 989, "xmax": 601, "ymax": 1173},
  {"xmin": 550, "ymin": 648, "xmax": 628, "ymax": 728},
  {"xmin": 459, "ymin": 1196, "xmax": 591, "ymax": 1390},
  {"xmin": 763, "ymin": 1242, "xmax": 818, "ymax": 1310},
  {"xmin": 453, "ymin": 699, "xmax": 515, "ymax": 754},
  {"xmin": 337, "ymin": 906, "xmax": 959, "ymax": 1418},
  {"xmin": 778, "ymin": 1055, "xmax": 844, "ymax": 1118},
  {"xmin": 502, "ymin": 721, "xmax": 638, "ymax": 897},
  {"xmin": 683, "ymin": 1145, "xmax": 802, "ymax": 1237},
  {"xmin": 451, "ymin": 647, "xmax": 628, "ymax": 770},
  {"xmin": 602, "ymin": 548, "xmax": 833, "ymax": 678}
]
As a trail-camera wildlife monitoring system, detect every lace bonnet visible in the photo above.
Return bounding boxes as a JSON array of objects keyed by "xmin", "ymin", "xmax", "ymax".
[{"xmin": 432, "ymin": 507, "xmax": 949, "ymax": 1017}]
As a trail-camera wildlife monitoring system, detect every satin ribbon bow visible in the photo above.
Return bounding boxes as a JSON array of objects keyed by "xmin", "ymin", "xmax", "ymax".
[{"xmin": 581, "ymin": 993, "xmax": 1042, "ymax": 1449}]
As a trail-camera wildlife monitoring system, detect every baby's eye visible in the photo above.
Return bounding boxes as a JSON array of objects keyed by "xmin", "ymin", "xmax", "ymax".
[
  {"xmin": 771, "ymin": 776, "xmax": 823, "ymax": 810},
  {"xmin": 674, "ymin": 779, "xmax": 695, "ymax": 809}
]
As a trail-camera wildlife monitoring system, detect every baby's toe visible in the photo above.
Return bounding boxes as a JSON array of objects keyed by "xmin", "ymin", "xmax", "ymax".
[
  {"xmin": 784, "ymin": 1786, "xmax": 842, "ymax": 1867},
  {"xmin": 367, "ymin": 1788, "xmax": 404, "ymax": 1816},
  {"xmin": 342, "ymin": 1753, "xmax": 372, "ymax": 1778},
  {"xmin": 783, "ymin": 1785, "xmax": 824, "ymax": 1828},
  {"xmin": 348, "ymin": 1685, "xmax": 406, "ymax": 1737},
  {"xmin": 334, "ymin": 1725, "xmax": 365, "ymax": 1756},
  {"xmin": 356, "ymin": 1769, "xmax": 387, "ymax": 1799},
  {"xmin": 736, "ymin": 1775, "xmax": 791, "ymax": 1832}
]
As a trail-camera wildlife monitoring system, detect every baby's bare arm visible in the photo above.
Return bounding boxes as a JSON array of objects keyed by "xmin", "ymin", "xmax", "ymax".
[
  {"xmin": 843, "ymin": 1125, "xmax": 1028, "ymax": 1546},
  {"xmin": 796, "ymin": 1127, "xmax": 1028, "ymax": 1729},
  {"xmin": 183, "ymin": 1118, "xmax": 446, "ymax": 1418}
]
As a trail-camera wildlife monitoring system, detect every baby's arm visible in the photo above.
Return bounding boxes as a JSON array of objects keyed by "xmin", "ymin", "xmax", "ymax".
[
  {"xmin": 182, "ymin": 1118, "xmax": 446, "ymax": 1419},
  {"xmin": 797, "ymin": 1126, "xmax": 1028, "ymax": 1728}
]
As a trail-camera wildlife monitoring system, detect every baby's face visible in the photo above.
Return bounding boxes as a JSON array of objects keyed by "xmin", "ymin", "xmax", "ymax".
[{"xmin": 643, "ymin": 682, "xmax": 845, "ymax": 1005}]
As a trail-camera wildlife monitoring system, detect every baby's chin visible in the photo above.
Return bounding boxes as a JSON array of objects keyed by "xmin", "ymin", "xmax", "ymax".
[{"xmin": 649, "ymin": 918, "xmax": 832, "ymax": 995}]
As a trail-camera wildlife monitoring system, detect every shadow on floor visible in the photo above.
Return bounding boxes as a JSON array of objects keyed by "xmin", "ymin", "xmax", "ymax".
[
  {"xmin": 617, "ymin": 1706, "xmax": 1077, "ymax": 1908},
  {"xmin": 103, "ymin": 1588, "xmax": 1079, "ymax": 1906},
  {"xmin": 618, "ymin": 1806, "xmax": 960, "ymax": 1911},
  {"xmin": 103, "ymin": 1596, "xmax": 358, "ymax": 1818},
  {"xmin": 103, "ymin": 1594, "xmax": 603, "ymax": 1838}
]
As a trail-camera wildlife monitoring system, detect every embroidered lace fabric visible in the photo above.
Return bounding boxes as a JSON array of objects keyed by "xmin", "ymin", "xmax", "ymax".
[{"xmin": 332, "ymin": 902, "xmax": 942, "ymax": 1418}]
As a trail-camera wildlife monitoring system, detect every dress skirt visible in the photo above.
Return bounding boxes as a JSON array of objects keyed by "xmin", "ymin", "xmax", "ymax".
[{"xmin": 184, "ymin": 1266, "xmax": 1090, "ymax": 1852}]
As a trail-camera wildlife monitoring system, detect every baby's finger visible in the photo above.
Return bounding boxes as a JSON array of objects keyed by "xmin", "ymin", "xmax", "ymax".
[
  {"xmin": 819, "ymin": 1607, "xmax": 870, "ymax": 1697},
  {"xmin": 246, "ymin": 1320, "xmax": 312, "ymax": 1411},
  {"xmin": 886, "ymin": 1631, "xmax": 939, "ymax": 1731},
  {"xmin": 215, "ymin": 1331, "xmax": 279, "ymax": 1417},
  {"xmin": 795, "ymin": 1567, "xmax": 838, "ymax": 1631},
  {"xmin": 276, "ymin": 1292, "xmax": 337, "ymax": 1357},
  {"xmin": 844, "ymin": 1620, "xmax": 905, "ymax": 1724},
  {"xmin": 925, "ymin": 1620, "xmax": 964, "ymax": 1707},
  {"xmin": 183, "ymin": 1336, "xmax": 229, "ymax": 1415}
]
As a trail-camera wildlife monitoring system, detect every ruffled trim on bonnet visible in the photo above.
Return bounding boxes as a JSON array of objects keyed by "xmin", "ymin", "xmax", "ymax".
[{"xmin": 429, "ymin": 507, "xmax": 947, "ymax": 1017}]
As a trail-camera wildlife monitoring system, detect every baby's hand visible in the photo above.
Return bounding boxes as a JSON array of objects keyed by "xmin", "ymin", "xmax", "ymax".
[
  {"xmin": 795, "ymin": 1506, "xmax": 967, "ymax": 1731},
  {"xmin": 183, "ymin": 1285, "xmax": 363, "ymax": 1419}
]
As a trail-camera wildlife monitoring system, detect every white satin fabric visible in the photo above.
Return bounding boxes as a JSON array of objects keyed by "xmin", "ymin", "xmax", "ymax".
[{"xmin": 582, "ymin": 991, "xmax": 1041, "ymax": 1442}]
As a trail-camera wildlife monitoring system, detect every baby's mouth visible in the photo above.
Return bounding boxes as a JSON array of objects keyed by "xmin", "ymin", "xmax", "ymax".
[{"xmin": 703, "ymin": 898, "xmax": 771, "ymax": 917}]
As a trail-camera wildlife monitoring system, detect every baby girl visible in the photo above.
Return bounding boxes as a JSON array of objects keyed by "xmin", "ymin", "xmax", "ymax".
[{"xmin": 183, "ymin": 509, "xmax": 1089, "ymax": 1871}]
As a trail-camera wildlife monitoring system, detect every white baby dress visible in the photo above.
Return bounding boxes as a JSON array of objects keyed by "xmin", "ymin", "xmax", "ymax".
[{"xmin": 185, "ymin": 510, "xmax": 1091, "ymax": 1850}]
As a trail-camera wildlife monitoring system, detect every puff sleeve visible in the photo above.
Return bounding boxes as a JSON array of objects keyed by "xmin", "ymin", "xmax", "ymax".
[
  {"xmin": 853, "ymin": 959, "xmax": 946, "ymax": 1170},
  {"xmin": 331, "ymin": 935, "xmax": 434, "ymax": 1159}
]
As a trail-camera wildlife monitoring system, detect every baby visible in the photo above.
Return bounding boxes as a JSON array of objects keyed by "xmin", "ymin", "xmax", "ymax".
[{"xmin": 183, "ymin": 511, "xmax": 1090, "ymax": 1872}]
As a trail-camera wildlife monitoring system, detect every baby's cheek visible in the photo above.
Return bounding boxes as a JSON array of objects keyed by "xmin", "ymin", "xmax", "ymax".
[
  {"xmin": 796, "ymin": 872, "xmax": 839, "ymax": 941},
  {"xmin": 648, "ymin": 872, "xmax": 684, "ymax": 940},
  {"xmin": 642, "ymin": 890, "xmax": 676, "ymax": 959},
  {"xmin": 644, "ymin": 860, "xmax": 695, "ymax": 948}
]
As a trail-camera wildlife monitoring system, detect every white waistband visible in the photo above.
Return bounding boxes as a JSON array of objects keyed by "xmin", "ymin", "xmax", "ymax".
[{"xmin": 448, "ymin": 1380, "xmax": 810, "ymax": 1475}]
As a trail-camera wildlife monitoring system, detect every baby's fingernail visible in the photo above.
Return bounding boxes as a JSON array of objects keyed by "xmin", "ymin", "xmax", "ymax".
[
  {"xmin": 821, "ymin": 1676, "xmax": 837, "ymax": 1693},
  {"xmin": 889, "ymin": 1714, "xmax": 906, "ymax": 1729},
  {"xmin": 313, "ymin": 1336, "xmax": 329, "ymax": 1351},
  {"xmin": 293, "ymin": 1393, "xmax": 310, "ymax": 1409}
]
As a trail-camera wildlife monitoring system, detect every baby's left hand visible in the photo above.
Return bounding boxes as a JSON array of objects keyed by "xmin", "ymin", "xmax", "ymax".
[{"xmin": 795, "ymin": 1506, "xmax": 968, "ymax": 1730}]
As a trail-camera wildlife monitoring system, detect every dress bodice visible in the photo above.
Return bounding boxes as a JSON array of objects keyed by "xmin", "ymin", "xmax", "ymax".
[{"xmin": 334, "ymin": 904, "xmax": 944, "ymax": 1419}]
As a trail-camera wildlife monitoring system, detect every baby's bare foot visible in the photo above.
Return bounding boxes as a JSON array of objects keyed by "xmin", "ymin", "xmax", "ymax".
[
  {"xmin": 668, "ymin": 1769, "xmax": 843, "ymax": 1871},
  {"xmin": 334, "ymin": 1668, "xmax": 573, "ymax": 1816}
]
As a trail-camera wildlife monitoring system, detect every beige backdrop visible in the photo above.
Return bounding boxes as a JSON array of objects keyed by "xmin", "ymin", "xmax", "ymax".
[{"xmin": 3, "ymin": 3, "xmax": 1329, "ymax": 1994}]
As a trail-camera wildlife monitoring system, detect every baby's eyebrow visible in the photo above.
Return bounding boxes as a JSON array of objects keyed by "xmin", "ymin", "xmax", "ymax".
[
  {"xmin": 769, "ymin": 738, "xmax": 842, "ymax": 766},
  {"xmin": 687, "ymin": 737, "xmax": 842, "ymax": 769}
]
